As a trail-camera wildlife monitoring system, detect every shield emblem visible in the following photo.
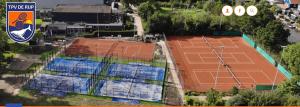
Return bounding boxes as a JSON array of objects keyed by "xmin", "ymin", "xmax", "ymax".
[{"xmin": 6, "ymin": 2, "xmax": 36, "ymax": 43}]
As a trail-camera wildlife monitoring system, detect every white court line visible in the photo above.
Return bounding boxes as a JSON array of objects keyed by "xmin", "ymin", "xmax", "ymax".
[
  {"xmin": 260, "ymin": 71, "xmax": 273, "ymax": 83},
  {"xmin": 209, "ymin": 71, "xmax": 216, "ymax": 81},
  {"xmin": 197, "ymin": 53, "xmax": 204, "ymax": 62},
  {"xmin": 193, "ymin": 70, "xmax": 203, "ymax": 87},
  {"xmin": 246, "ymin": 72, "xmax": 257, "ymax": 83},
  {"xmin": 198, "ymin": 83, "xmax": 255, "ymax": 85},
  {"xmin": 231, "ymin": 52, "xmax": 255, "ymax": 64}
]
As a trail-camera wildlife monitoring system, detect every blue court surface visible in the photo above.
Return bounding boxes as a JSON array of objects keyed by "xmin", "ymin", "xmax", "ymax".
[
  {"xmin": 45, "ymin": 58, "xmax": 103, "ymax": 76},
  {"xmin": 26, "ymin": 74, "xmax": 91, "ymax": 95},
  {"xmin": 112, "ymin": 97, "xmax": 140, "ymax": 105},
  {"xmin": 95, "ymin": 79, "xmax": 162, "ymax": 101},
  {"xmin": 108, "ymin": 63, "xmax": 165, "ymax": 81}
]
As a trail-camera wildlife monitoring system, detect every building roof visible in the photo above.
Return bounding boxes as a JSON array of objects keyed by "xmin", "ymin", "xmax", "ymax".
[
  {"xmin": 31, "ymin": 0, "xmax": 104, "ymax": 9},
  {"xmin": 291, "ymin": 0, "xmax": 299, "ymax": 4},
  {"xmin": 48, "ymin": 22, "xmax": 67, "ymax": 30},
  {"xmin": 53, "ymin": 4, "xmax": 111, "ymax": 13}
]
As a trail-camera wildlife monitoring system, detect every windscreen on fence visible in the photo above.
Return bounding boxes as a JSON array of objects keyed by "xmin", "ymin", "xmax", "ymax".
[
  {"xmin": 256, "ymin": 46, "xmax": 276, "ymax": 65},
  {"xmin": 277, "ymin": 64, "xmax": 292, "ymax": 79},
  {"xmin": 242, "ymin": 34, "xmax": 256, "ymax": 48},
  {"xmin": 256, "ymin": 85, "xmax": 275, "ymax": 90}
]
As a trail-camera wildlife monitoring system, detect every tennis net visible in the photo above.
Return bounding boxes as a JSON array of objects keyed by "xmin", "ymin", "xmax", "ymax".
[{"xmin": 202, "ymin": 36, "xmax": 241, "ymax": 87}]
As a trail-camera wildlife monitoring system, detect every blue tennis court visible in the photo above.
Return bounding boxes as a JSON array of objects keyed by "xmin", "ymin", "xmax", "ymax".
[
  {"xmin": 94, "ymin": 79, "xmax": 162, "ymax": 101},
  {"xmin": 108, "ymin": 63, "xmax": 165, "ymax": 81},
  {"xmin": 26, "ymin": 74, "xmax": 91, "ymax": 95},
  {"xmin": 45, "ymin": 58, "xmax": 103, "ymax": 76}
]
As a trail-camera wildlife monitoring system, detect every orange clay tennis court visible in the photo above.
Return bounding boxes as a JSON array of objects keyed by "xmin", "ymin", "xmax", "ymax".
[
  {"xmin": 65, "ymin": 38, "xmax": 155, "ymax": 61},
  {"xmin": 167, "ymin": 36, "xmax": 286, "ymax": 92}
]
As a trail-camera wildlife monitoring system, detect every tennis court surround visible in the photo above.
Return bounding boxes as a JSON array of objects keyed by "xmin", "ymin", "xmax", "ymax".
[
  {"xmin": 27, "ymin": 74, "xmax": 91, "ymax": 95},
  {"xmin": 95, "ymin": 79, "xmax": 163, "ymax": 102},
  {"xmin": 45, "ymin": 58, "xmax": 104, "ymax": 76},
  {"xmin": 108, "ymin": 63, "xmax": 165, "ymax": 81},
  {"xmin": 167, "ymin": 36, "xmax": 286, "ymax": 92}
]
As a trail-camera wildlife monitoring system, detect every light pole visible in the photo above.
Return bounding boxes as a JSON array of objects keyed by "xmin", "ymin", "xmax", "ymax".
[
  {"xmin": 97, "ymin": 6, "xmax": 99, "ymax": 38},
  {"xmin": 272, "ymin": 45, "xmax": 287, "ymax": 91},
  {"xmin": 214, "ymin": 46, "xmax": 225, "ymax": 89}
]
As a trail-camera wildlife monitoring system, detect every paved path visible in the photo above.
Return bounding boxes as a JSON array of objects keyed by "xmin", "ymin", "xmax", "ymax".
[
  {"xmin": 128, "ymin": 4, "xmax": 144, "ymax": 37},
  {"xmin": 157, "ymin": 41, "xmax": 184, "ymax": 105},
  {"xmin": 133, "ymin": 14, "xmax": 144, "ymax": 36}
]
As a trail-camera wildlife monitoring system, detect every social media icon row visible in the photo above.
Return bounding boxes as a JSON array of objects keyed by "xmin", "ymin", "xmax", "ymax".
[{"xmin": 222, "ymin": 5, "xmax": 257, "ymax": 16}]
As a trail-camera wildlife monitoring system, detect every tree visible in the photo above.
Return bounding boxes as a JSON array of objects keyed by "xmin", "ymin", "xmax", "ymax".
[
  {"xmin": 121, "ymin": 0, "xmax": 148, "ymax": 7},
  {"xmin": 138, "ymin": 1, "xmax": 160, "ymax": 20},
  {"xmin": 148, "ymin": 12, "xmax": 172, "ymax": 34},
  {"xmin": 282, "ymin": 43, "xmax": 300, "ymax": 75},
  {"xmin": 255, "ymin": 20, "xmax": 289, "ymax": 52},
  {"xmin": 230, "ymin": 86, "xmax": 239, "ymax": 95},
  {"xmin": 186, "ymin": 98, "xmax": 194, "ymax": 105},
  {"xmin": 249, "ymin": 92, "xmax": 282, "ymax": 106},
  {"xmin": 205, "ymin": 89, "xmax": 224, "ymax": 106},
  {"xmin": 239, "ymin": 0, "xmax": 275, "ymax": 35},
  {"xmin": 276, "ymin": 76, "xmax": 300, "ymax": 95},
  {"xmin": 225, "ymin": 90, "xmax": 256, "ymax": 106},
  {"xmin": 283, "ymin": 94, "xmax": 300, "ymax": 106}
]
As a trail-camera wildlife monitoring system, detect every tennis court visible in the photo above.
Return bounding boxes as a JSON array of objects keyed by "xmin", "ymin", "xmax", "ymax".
[
  {"xmin": 95, "ymin": 79, "xmax": 162, "ymax": 102},
  {"xmin": 45, "ymin": 58, "xmax": 103, "ymax": 76},
  {"xmin": 167, "ymin": 36, "xmax": 286, "ymax": 92},
  {"xmin": 107, "ymin": 63, "xmax": 165, "ymax": 81},
  {"xmin": 65, "ymin": 38, "xmax": 155, "ymax": 61},
  {"xmin": 26, "ymin": 74, "xmax": 91, "ymax": 95}
]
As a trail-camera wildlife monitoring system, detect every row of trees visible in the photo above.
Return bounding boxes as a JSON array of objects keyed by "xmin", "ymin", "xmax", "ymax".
[
  {"xmin": 137, "ymin": 0, "xmax": 289, "ymax": 52},
  {"xmin": 186, "ymin": 77, "xmax": 300, "ymax": 106},
  {"xmin": 282, "ymin": 43, "xmax": 300, "ymax": 75},
  {"xmin": 139, "ymin": 0, "xmax": 239, "ymax": 35}
]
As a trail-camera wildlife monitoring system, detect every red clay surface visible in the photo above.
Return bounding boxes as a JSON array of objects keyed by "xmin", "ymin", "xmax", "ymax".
[
  {"xmin": 167, "ymin": 36, "xmax": 286, "ymax": 92},
  {"xmin": 65, "ymin": 38, "xmax": 155, "ymax": 61}
]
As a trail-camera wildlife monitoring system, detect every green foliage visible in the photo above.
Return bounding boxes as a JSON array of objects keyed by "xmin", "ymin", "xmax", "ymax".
[
  {"xmin": 185, "ymin": 97, "xmax": 205, "ymax": 106},
  {"xmin": 239, "ymin": 0, "xmax": 275, "ymax": 35},
  {"xmin": 0, "ymin": 30, "xmax": 8, "ymax": 52},
  {"xmin": 283, "ymin": 94, "xmax": 300, "ymax": 106},
  {"xmin": 138, "ymin": 1, "xmax": 161, "ymax": 20},
  {"xmin": 0, "ymin": 1, "xmax": 5, "ymax": 18},
  {"xmin": 282, "ymin": 43, "xmax": 300, "ymax": 75},
  {"xmin": 121, "ymin": 0, "xmax": 149, "ymax": 7},
  {"xmin": 185, "ymin": 91, "xmax": 200, "ymax": 96},
  {"xmin": 227, "ymin": 90, "xmax": 283, "ymax": 106},
  {"xmin": 148, "ymin": 12, "xmax": 172, "ymax": 33},
  {"xmin": 186, "ymin": 98, "xmax": 194, "ymax": 105},
  {"xmin": 249, "ymin": 92, "xmax": 283, "ymax": 106},
  {"xmin": 230, "ymin": 86, "xmax": 239, "ymax": 95},
  {"xmin": 203, "ymin": 0, "xmax": 223, "ymax": 15},
  {"xmin": 205, "ymin": 89, "xmax": 224, "ymax": 106},
  {"xmin": 276, "ymin": 76, "xmax": 300, "ymax": 95},
  {"xmin": 226, "ymin": 90, "xmax": 256, "ymax": 106},
  {"xmin": 254, "ymin": 20, "xmax": 289, "ymax": 52}
]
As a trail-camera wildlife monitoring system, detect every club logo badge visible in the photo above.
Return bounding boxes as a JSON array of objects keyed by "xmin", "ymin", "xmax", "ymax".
[{"xmin": 6, "ymin": 2, "xmax": 36, "ymax": 43}]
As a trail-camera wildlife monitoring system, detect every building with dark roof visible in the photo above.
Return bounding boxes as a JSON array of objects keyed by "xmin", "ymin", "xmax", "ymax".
[
  {"xmin": 52, "ymin": 4, "xmax": 119, "ymax": 24},
  {"xmin": 31, "ymin": 0, "xmax": 104, "ymax": 9}
]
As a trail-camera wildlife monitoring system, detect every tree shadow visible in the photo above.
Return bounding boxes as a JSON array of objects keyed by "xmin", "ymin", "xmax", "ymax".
[{"xmin": 0, "ymin": 89, "xmax": 71, "ymax": 106}]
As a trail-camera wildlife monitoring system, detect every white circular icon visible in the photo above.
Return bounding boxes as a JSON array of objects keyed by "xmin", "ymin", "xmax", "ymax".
[
  {"xmin": 222, "ymin": 5, "xmax": 233, "ymax": 16},
  {"xmin": 234, "ymin": 5, "xmax": 245, "ymax": 16},
  {"xmin": 247, "ymin": 5, "xmax": 258, "ymax": 16}
]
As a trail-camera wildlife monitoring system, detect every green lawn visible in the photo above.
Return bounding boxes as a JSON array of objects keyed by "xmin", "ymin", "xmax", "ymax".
[{"xmin": 36, "ymin": 19, "xmax": 43, "ymax": 25}]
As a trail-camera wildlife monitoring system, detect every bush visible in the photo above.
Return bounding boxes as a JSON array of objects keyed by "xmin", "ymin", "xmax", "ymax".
[
  {"xmin": 206, "ymin": 89, "xmax": 224, "ymax": 106},
  {"xmin": 282, "ymin": 43, "xmax": 300, "ymax": 75},
  {"xmin": 276, "ymin": 76, "xmax": 300, "ymax": 95},
  {"xmin": 283, "ymin": 94, "xmax": 300, "ymax": 106},
  {"xmin": 148, "ymin": 12, "xmax": 172, "ymax": 34}
]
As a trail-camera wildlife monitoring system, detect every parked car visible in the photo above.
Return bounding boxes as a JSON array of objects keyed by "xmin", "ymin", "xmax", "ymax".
[{"xmin": 288, "ymin": 25, "xmax": 296, "ymax": 29}]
